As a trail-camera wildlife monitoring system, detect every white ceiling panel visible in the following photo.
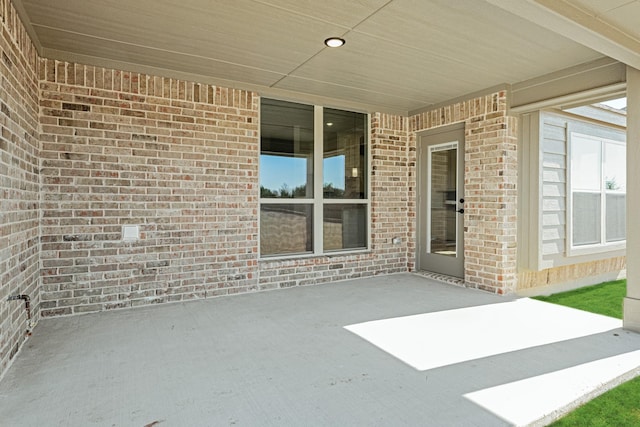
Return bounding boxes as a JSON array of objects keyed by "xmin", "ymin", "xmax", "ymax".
[
  {"xmin": 491, "ymin": 0, "xmax": 640, "ymax": 72},
  {"xmin": 290, "ymin": 21, "xmax": 601, "ymax": 106},
  {"xmin": 288, "ymin": 32, "xmax": 483, "ymax": 102},
  {"xmin": 274, "ymin": 76, "xmax": 432, "ymax": 112},
  {"xmin": 253, "ymin": 0, "xmax": 391, "ymax": 28},
  {"xmin": 353, "ymin": 0, "xmax": 603, "ymax": 81},
  {"xmin": 568, "ymin": 0, "xmax": 635, "ymax": 14},
  {"xmin": 593, "ymin": 1, "xmax": 640, "ymax": 40},
  {"xmin": 14, "ymin": 0, "xmax": 623, "ymax": 113},
  {"xmin": 37, "ymin": 27, "xmax": 285, "ymax": 87},
  {"xmin": 23, "ymin": 0, "xmax": 346, "ymax": 73}
]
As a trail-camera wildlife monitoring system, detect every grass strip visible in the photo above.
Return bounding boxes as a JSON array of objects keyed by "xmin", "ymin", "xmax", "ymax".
[
  {"xmin": 533, "ymin": 279, "xmax": 626, "ymax": 319},
  {"xmin": 533, "ymin": 279, "xmax": 639, "ymax": 426}
]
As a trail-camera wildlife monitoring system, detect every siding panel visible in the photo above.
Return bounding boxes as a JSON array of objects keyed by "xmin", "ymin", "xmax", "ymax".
[
  {"xmin": 542, "ymin": 123, "xmax": 566, "ymax": 143},
  {"xmin": 543, "ymin": 240, "xmax": 564, "ymax": 255},
  {"xmin": 543, "ymin": 152, "xmax": 565, "ymax": 169},
  {"xmin": 543, "ymin": 182, "xmax": 565, "ymax": 197},
  {"xmin": 543, "ymin": 226, "xmax": 563, "ymax": 241},
  {"xmin": 543, "ymin": 169, "xmax": 565, "ymax": 183},
  {"xmin": 543, "ymin": 138, "xmax": 566, "ymax": 155},
  {"xmin": 541, "ymin": 117, "xmax": 567, "ymax": 259}
]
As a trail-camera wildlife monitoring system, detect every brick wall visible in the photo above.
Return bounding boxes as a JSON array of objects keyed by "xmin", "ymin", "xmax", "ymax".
[
  {"xmin": 38, "ymin": 61, "xmax": 413, "ymax": 315},
  {"xmin": 410, "ymin": 92, "xmax": 518, "ymax": 294},
  {"xmin": 0, "ymin": 0, "xmax": 40, "ymax": 378},
  {"xmin": 39, "ymin": 59, "xmax": 260, "ymax": 315}
]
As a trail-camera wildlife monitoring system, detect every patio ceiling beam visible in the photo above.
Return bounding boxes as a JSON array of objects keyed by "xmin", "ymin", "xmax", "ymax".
[{"xmin": 511, "ymin": 57, "xmax": 626, "ymax": 112}]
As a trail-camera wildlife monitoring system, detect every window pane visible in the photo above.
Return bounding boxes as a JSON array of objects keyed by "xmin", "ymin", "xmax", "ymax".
[
  {"xmin": 571, "ymin": 135, "xmax": 601, "ymax": 191},
  {"xmin": 606, "ymin": 194, "xmax": 626, "ymax": 242},
  {"xmin": 323, "ymin": 108, "xmax": 367, "ymax": 199},
  {"xmin": 572, "ymin": 192, "xmax": 601, "ymax": 246},
  {"xmin": 260, "ymin": 99, "xmax": 314, "ymax": 198},
  {"xmin": 323, "ymin": 204, "xmax": 367, "ymax": 251},
  {"xmin": 604, "ymin": 143, "xmax": 626, "ymax": 191},
  {"xmin": 260, "ymin": 204, "xmax": 312, "ymax": 256}
]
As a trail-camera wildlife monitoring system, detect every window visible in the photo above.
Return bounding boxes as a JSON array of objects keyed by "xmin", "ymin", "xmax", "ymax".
[
  {"xmin": 259, "ymin": 99, "xmax": 368, "ymax": 257},
  {"xmin": 569, "ymin": 132, "xmax": 625, "ymax": 251}
]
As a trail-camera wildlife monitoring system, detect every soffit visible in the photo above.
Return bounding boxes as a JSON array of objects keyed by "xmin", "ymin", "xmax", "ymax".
[{"xmin": 16, "ymin": 0, "xmax": 605, "ymax": 114}]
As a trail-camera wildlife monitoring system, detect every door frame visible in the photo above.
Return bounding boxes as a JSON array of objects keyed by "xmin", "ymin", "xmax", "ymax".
[{"xmin": 416, "ymin": 123, "xmax": 465, "ymax": 278}]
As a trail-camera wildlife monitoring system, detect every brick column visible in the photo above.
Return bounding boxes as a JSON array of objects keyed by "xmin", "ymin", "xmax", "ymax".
[
  {"xmin": 370, "ymin": 113, "xmax": 412, "ymax": 272},
  {"xmin": 464, "ymin": 114, "xmax": 518, "ymax": 294}
]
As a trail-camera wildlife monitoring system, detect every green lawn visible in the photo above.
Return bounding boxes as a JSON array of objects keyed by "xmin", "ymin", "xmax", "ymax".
[
  {"xmin": 533, "ymin": 279, "xmax": 640, "ymax": 426},
  {"xmin": 533, "ymin": 279, "xmax": 626, "ymax": 319}
]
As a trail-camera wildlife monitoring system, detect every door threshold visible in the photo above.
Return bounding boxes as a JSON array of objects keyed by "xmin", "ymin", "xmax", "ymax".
[{"xmin": 415, "ymin": 270, "xmax": 465, "ymax": 287}]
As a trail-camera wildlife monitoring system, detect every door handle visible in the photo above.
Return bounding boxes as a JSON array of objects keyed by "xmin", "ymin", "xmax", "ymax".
[{"xmin": 456, "ymin": 208, "xmax": 464, "ymax": 214}]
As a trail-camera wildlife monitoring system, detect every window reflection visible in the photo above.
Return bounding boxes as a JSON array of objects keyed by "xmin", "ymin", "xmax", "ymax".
[
  {"xmin": 429, "ymin": 146, "xmax": 457, "ymax": 257},
  {"xmin": 323, "ymin": 108, "xmax": 367, "ymax": 199},
  {"xmin": 323, "ymin": 204, "xmax": 367, "ymax": 251},
  {"xmin": 260, "ymin": 204, "xmax": 313, "ymax": 256},
  {"xmin": 260, "ymin": 99, "xmax": 314, "ymax": 198}
]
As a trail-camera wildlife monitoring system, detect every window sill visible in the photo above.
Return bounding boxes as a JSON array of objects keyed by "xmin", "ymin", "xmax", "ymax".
[{"xmin": 567, "ymin": 241, "xmax": 626, "ymax": 258}]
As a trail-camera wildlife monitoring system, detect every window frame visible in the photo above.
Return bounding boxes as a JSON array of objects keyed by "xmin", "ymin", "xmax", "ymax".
[
  {"xmin": 567, "ymin": 131, "xmax": 626, "ymax": 257},
  {"xmin": 258, "ymin": 100, "xmax": 371, "ymax": 259}
]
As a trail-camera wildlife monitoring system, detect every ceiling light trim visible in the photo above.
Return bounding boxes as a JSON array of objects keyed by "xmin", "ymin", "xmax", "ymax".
[{"xmin": 324, "ymin": 37, "xmax": 346, "ymax": 48}]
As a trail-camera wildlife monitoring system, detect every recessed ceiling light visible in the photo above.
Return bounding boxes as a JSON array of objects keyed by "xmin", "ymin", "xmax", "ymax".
[
  {"xmin": 326, "ymin": 122, "xmax": 333, "ymax": 127},
  {"xmin": 324, "ymin": 37, "xmax": 345, "ymax": 48}
]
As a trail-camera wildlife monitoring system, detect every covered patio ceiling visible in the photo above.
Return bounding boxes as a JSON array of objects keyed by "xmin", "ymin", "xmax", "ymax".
[{"xmin": 13, "ymin": 0, "xmax": 640, "ymax": 114}]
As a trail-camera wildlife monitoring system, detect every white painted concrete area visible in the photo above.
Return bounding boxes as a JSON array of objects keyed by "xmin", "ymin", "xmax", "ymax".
[
  {"xmin": 345, "ymin": 298, "xmax": 622, "ymax": 371},
  {"xmin": 465, "ymin": 349, "xmax": 640, "ymax": 426},
  {"xmin": 345, "ymin": 296, "xmax": 637, "ymax": 425}
]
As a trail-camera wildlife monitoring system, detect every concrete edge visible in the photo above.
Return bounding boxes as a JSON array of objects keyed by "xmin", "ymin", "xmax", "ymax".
[{"xmin": 528, "ymin": 365, "xmax": 640, "ymax": 427}]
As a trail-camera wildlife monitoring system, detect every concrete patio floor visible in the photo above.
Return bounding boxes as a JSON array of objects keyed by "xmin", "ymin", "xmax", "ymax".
[{"xmin": 2, "ymin": 273, "xmax": 640, "ymax": 426}]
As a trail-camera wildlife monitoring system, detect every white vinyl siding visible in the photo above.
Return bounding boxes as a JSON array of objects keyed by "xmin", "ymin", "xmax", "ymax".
[{"xmin": 541, "ymin": 115, "xmax": 567, "ymax": 258}]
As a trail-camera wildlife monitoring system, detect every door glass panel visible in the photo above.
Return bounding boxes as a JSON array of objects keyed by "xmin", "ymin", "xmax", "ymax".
[{"xmin": 429, "ymin": 143, "xmax": 457, "ymax": 257}]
